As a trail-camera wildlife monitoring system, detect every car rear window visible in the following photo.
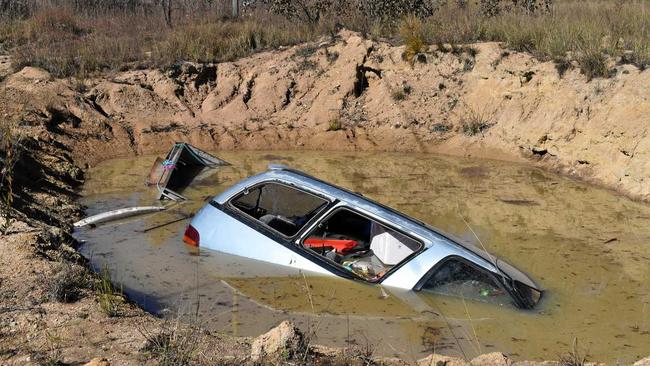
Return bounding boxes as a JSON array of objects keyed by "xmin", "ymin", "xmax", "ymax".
[{"xmin": 229, "ymin": 182, "xmax": 328, "ymax": 237}]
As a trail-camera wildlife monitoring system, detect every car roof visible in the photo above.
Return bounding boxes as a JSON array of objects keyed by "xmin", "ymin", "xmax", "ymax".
[
  {"xmin": 213, "ymin": 165, "xmax": 541, "ymax": 290},
  {"xmin": 215, "ymin": 165, "xmax": 439, "ymax": 242}
]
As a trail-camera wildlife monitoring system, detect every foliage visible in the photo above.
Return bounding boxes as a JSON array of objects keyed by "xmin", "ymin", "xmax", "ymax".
[
  {"xmin": 400, "ymin": 15, "xmax": 426, "ymax": 65},
  {"xmin": 357, "ymin": 0, "xmax": 438, "ymax": 24},
  {"xmin": 139, "ymin": 310, "xmax": 204, "ymax": 366},
  {"xmin": 327, "ymin": 118, "xmax": 342, "ymax": 131},
  {"xmin": 576, "ymin": 48, "xmax": 610, "ymax": 80},
  {"xmin": 95, "ymin": 264, "xmax": 123, "ymax": 317},
  {"xmin": 481, "ymin": 0, "xmax": 552, "ymax": 17},
  {"xmin": 0, "ymin": 119, "xmax": 23, "ymax": 234},
  {"xmin": 460, "ymin": 106, "xmax": 493, "ymax": 136},
  {"xmin": 559, "ymin": 338, "xmax": 587, "ymax": 366},
  {"xmin": 0, "ymin": 0, "xmax": 648, "ymax": 79},
  {"xmin": 49, "ymin": 263, "xmax": 89, "ymax": 303},
  {"xmin": 268, "ymin": 0, "xmax": 334, "ymax": 24}
]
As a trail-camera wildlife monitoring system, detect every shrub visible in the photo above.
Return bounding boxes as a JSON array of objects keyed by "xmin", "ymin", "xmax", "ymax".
[
  {"xmin": 460, "ymin": 107, "xmax": 493, "ymax": 136},
  {"xmin": 139, "ymin": 313, "xmax": 203, "ymax": 366},
  {"xmin": 327, "ymin": 118, "xmax": 341, "ymax": 131},
  {"xmin": 392, "ymin": 90, "xmax": 405, "ymax": 101},
  {"xmin": 95, "ymin": 264, "xmax": 123, "ymax": 317},
  {"xmin": 577, "ymin": 49, "xmax": 610, "ymax": 80},
  {"xmin": 49, "ymin": 264, "xmax": 88, "ymax": 303},
  {"xmin": 430, "ymin": 123, "xmax": 450, "ymax": 132},
  {"xmin": 358, "ymin": 0, "xmax": 437, "ymax": 24},
  {"xmin": 400, "ymin": 15, "xmax": 426, "ymax": 65},
  {"xmin": 0, "ymin": 118, "xmax": 23, "ymax": 234}
]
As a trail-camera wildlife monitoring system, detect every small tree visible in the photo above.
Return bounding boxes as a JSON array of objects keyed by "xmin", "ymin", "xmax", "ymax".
[
  {"xmin": 267, "ymin": 0, "xmax": 333, "ymax": 24},
  {"xmin": 160, "ymin": 0, "xmax": 173, "ymax": 28},
  {"xmin": 481, "ymin": 0, "xmax": 553, "ymax": 17}
]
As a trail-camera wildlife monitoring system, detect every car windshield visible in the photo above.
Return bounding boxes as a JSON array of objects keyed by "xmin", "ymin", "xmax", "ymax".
[
  {"xmin": 421, "ymin": 258, "xmax": 512, "ymax": 306},
  {"xmin": 230, "ymin": 182, "xmax": 328, "ymax": 237},
  {"xmin": 302, "ymin": 208, "xmax": 422, "ymax": 282}
]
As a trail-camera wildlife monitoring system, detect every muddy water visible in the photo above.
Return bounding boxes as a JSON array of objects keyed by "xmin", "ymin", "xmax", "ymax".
[{"xmin": 74, "ymin": 151, "xmax": 650, "ymax": 363}]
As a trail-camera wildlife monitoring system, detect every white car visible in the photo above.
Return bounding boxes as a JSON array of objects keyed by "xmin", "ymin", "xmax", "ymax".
[{"xmin": 184, "ymin": 165, "xmax": 542, "ymax": 309}]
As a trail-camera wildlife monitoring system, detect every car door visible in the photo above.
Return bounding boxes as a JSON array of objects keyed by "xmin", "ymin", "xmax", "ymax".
[{"xmin": 192, "ymin": 180, "xmax": 336, "ymax": 275}]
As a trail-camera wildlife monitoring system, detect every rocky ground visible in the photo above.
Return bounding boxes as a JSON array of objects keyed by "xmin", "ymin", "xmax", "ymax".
[{"xmin": 1, "ymin": 30, "xmax": 649, "ymax": 365}]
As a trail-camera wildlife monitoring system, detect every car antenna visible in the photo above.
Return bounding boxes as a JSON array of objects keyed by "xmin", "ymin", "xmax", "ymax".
[
  {"xmin": 457, "ymin": 212, "xmax": 514, "ymax": 283},
  {"xmin": 456, "ymin": 202, "xmax": 501, "ymax": 272}
]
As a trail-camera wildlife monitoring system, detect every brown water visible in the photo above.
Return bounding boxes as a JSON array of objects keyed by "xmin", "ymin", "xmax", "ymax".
[{"xmin": 74, "ymin": 151, "xmax": 650, "ymax": 363}]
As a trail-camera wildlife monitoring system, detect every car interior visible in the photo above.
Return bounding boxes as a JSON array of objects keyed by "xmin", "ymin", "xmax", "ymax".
[
  {"xmin": 421, "ymin": 258, "xmax": 512, "ymax": 306},
  {"xmin": 230, "ymin": 182, "xmax": 328, "ymax": 237},
  {"xmin": 302, "ymin": 209, "xmax": 422, "ymax": 281}
]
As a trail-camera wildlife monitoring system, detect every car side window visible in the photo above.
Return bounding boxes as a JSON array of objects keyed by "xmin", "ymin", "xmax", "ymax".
[
  {"xmin": 230, "ymin": 182, "xmax": 328, "ymax": 237},
  {"xmin": 302, "ymin": 208, "xmax": 422, "ymax": 282},
  {"xmin": 421, "ymin": 258, "xmax": 511, "ymax": 306}
]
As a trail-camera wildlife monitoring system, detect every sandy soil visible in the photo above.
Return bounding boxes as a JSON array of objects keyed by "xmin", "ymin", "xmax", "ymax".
[
  {"xmin": 1, "ymin": 30, "xmax": 649, "ymax": 365},
  {"xmin": 3, "ymin": 30, "xmax": 648, "ymax": 202}
]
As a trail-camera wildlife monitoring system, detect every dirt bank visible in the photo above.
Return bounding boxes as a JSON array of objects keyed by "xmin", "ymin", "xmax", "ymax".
[
  {"xmin": 2, "ymin": 29, "xmax": 649, "ymax": 202},
  {"xmin": 1, "ymin": 29, "xmax": 650, "ymax": 365}
]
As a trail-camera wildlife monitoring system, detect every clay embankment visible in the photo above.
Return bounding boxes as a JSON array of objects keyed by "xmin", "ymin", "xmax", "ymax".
[
  {"xmin": 3, "ymin": 30, "xmax": 648, "ymax": 201},
  {"xmin": 1, "ymin": 30, "xmax": 650, "ymax": 365}
]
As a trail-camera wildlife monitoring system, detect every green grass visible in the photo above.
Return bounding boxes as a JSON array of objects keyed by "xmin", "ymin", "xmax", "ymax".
[
  {"xmin": 327, "ymin": 118, "xmax": 342, "ymax": 131},
  {"xmin": 95, "ymin": 264, "xmax": 123, "ymax": 317}
]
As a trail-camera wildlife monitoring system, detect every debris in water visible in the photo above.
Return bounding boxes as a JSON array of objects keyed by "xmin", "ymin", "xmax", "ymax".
[
  {"xmin": 147, "ymin": 142, "xmax": 229, "ymax": 201},
  {"xmin": 73, "ymin": 206, "xmax": 166, "ymax": 228}
]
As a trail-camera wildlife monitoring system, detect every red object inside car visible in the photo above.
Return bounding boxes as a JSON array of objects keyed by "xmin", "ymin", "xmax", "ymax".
[{"xmin": 304, "ymin": 238, "xmax": 358, "ymax": 254}]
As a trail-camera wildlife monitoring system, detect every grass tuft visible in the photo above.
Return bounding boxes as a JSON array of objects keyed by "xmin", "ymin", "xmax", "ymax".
[
  {"xmin": 95, "ymin": 264, "xmax": 123, "ymax": 317},
  {"xmin": 461, "ymin": 107, "xmax": 494, "ymax": 136},
  {"xmin": 49, "ymin": 263, "xmax": 88, "ymax": 303},
  {"xmin": 391, "ymin": 90, "xmax": 405, "ymax": 101},
  {"xmin": 576, "ymin": 49, "xmax": 610, "ymax": 80},
  {"xmin": 140, "ymin": 320, "xmax": 200, "ymax": 366},
  {"xmin": 0, "ymin": 118, "xmax": 23, "ymax": 234},
  {"xmin": 327, "ymin": 118, "xmax": 342, "ymax": 131},
  {"xmin": 399, "ymin": 15, "xmax": 426, "ymax": 65},
  {"xmin": 558, "ymin": 338, "xmax": 587, "ymax": 366}
]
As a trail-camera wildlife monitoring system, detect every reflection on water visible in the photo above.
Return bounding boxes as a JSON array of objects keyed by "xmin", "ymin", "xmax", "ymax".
[{"xmin": 74, "ymin": 151, "xmax": 650, "ymax": 363}]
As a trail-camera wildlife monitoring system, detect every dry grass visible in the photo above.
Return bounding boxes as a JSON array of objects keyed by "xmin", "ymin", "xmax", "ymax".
[
  {"xmin": 417, "ymin": 1, "xmax": 649, "ymax": 75},
  {"xmin": 0, "ymin": 1, "xmax": 648, "ymax": 79},
  {"xmin": 0, "ymin": 118, "xmax": 23, "ymax": 234},
  {"xmin": 558, "ymin": 338, "xmax": 587, "ymax": 366},
  {"xmin": 399, "ymin": 14, "xmax": 426, "ymax": 65},
  {"xmin": 0, "ymin": 6, "xmax": 317, "ymax": 77},
  {"xmin": 460, "ymin": 106, "xmax": 494, "ymax": 136},
  {"xmin": 48, "ymin": 263, "xmax": 89, "ymax": 303},
  {"xmin": 139, "ymin": 315, "xmax": 202, "ymax": 366}
]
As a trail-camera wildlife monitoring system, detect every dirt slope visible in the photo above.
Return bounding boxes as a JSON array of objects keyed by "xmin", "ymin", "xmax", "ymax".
[{"xmin": 2, "ymin": 30, "xmax": 649, "ymax": 201}]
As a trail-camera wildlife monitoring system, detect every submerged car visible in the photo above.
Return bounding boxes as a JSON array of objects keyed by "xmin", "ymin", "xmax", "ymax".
[{"xmin": 184, "ymin": 165, "xmax": 543, "ymax": 309}]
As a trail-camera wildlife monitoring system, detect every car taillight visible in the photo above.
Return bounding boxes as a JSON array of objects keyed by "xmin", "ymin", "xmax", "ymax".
[{"xmin": 183, "ymin": 224, "xmax": 200, "ymax": 247}]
